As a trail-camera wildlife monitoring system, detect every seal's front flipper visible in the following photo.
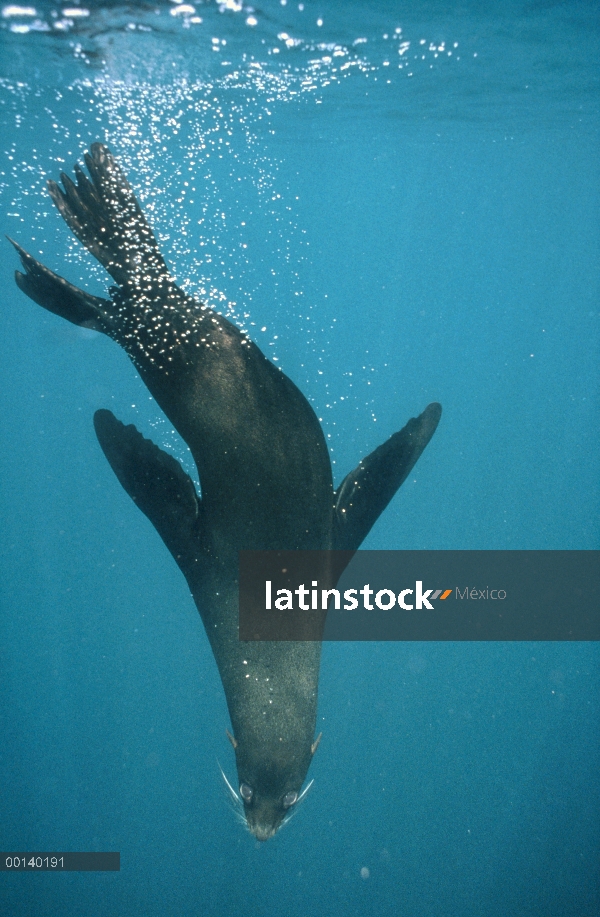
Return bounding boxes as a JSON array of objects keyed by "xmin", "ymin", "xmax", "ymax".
[
  {"xmin": 9, "ymin": 237, "xmax": 112, "ymax": 333},
  {"xmin": 333, "ymin": 402, "xmax": 441, "ymax": 551},
  {"xmin": 93, "ymin": 409, "xmax": 200, "ymax": 569}
]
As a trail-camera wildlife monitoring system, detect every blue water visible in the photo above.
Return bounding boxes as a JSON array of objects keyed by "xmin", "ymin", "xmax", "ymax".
[{"xmin": 1, "ymin": 1, "xmax": 599, "ymax": 914}]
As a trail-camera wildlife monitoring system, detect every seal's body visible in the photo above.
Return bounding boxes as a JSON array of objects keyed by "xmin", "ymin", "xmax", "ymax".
[{"xmin": 11, "ymin": 144, "xmax": 441, "ymax": 839}]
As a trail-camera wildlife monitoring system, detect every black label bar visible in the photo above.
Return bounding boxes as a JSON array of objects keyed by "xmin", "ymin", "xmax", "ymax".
[
  {"xmin": 0, "ymin": 853, "xmax": 120, "ymax": 871},
  {"xmin": 239, "ymin": 550, "xmax": 600, "ymax": 641}
]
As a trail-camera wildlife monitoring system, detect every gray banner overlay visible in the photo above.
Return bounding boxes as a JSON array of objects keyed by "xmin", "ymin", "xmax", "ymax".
[
  {"xmin": 239, "ymin": 551, "xmax": 599, "ymax": 641},
  {"xmin": 0, "ymin": 853, "xmax": 120, "ymax": 871}
]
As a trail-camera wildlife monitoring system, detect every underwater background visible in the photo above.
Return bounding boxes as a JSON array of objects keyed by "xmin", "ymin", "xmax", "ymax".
[{"xmin": 0, "ymin": 1, "xmax": 598, "ymax": 914}]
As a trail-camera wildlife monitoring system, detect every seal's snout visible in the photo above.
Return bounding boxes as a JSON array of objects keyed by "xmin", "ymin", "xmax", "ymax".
[
  {"xmin": 242, "ymin": 791, "xmax": 294, "ymax": 842},
  {"xmin": 244, "ymin": 802, "xmax": 283, "ymax": 842},
  {"xmin": 249, "ymin": 821, "xmax": 278, "ymax": 843}
]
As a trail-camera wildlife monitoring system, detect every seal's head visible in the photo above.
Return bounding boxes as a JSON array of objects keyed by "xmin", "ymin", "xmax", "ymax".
[
  {"xmin": 220, "ymin": 735, "xmax": 319, "ymax": 840},
  {"xmin": 238, "ymin": 777, "xmax": 303, "ymax": 841}
]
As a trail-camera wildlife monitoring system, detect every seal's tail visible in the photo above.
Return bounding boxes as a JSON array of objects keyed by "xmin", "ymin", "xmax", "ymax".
[
  {"xmin": 47, "ymin": 142, "xmax": 169, "ymax": 289},
  {"xmin": 10, "ymin": 143, "xmax": 173, "ymax": 334},
  {"xmin": 10, "ymin": 236, "xmax": 114, "ymax": 333}
]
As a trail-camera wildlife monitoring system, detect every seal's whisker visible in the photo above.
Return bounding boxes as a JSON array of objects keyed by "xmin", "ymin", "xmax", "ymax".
[
  {"xmin": 217, "ymin": 760, "xmax": 249, "ymax": 829},
  {"xmin": 232, "ymin": 806, "xmax": 249, "ymax": 830},
  {"xmin": 295, "ymin": 778, "xmax": 314, "ymax": 806},
  {"xmin": 217, "ymin": 760, "xmax": 242, "ymax": 808},
  {"xmin": 281, "ymin": 806, "xmax": 298, "ymax": 829}
]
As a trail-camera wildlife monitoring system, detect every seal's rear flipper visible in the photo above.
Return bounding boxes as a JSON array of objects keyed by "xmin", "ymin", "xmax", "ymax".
[
  {"xmin": 333, "ymin": 402, "xmax": 441, "ymax": 551},
  {"xmin": 93, "ymin": 409, "xmax": 201, "ymax": 568},
  {"xmin": 48, "ymin": 143, "xmax": 169, "ymax": 288},
  {"xmin": 9, "ymin": 237, "xmax": 112, "ymax": 333}
]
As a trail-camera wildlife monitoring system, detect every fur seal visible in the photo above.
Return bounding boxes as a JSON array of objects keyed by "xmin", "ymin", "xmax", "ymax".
[{"xmin": 10, "ymin": 143, "xmax": 441, "ymax": 840}]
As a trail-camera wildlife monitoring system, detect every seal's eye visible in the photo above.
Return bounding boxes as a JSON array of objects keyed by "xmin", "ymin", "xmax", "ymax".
[
  {"xmin": 282, "ymin": 791, "xmax": 298, "ymax": 809},
  {"xmin": 240, "ymin": 782, "xmax": 253, "ymax": 803}
]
